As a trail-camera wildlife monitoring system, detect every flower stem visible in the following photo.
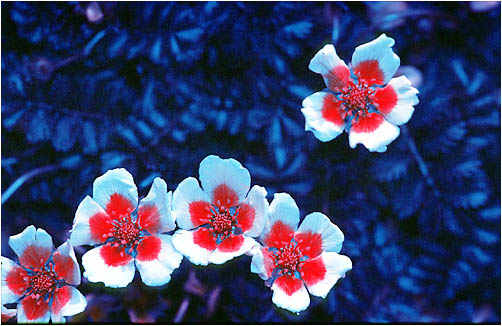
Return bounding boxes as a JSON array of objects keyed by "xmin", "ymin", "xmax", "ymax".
[
  {"xmin": 401, "ymin": 125, "xmax": 440, "ymax": 197},
  {"xmin": 1, "ymin": 164, "xmax": 60, "ymax": 205}
]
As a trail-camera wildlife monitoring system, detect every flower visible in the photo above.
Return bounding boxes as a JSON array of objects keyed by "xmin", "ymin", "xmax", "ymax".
[
  {"xmin": 70, "ymin": 168, "xmax": 182, "ymax": 288},
  {"xmin": 301, "ymin": 34, "xmax": 419, "ymax": 152},
  {"xmin": 171, "ymin": 155, "xmax": 269, "ymax": 265},
  {"xmin": 249, "ymin": 193, "xmax": 352, "ymax": 313},
  {"xmin": 1, "ymin": 225, "xmax": 87, "ymax": 323}
]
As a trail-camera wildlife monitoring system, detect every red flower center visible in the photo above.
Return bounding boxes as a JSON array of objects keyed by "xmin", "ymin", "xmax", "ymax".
[
  {"xmin": 24, "ymin": 266, "xmax": 61, "ymax": 301},
  {"xmin": 272, "ymin": 242, "xmax": 306, "ymax": 278},
  {"xmin": 211, "ymin": 210, "xmax": 235, "ymax": 235},
  {"xmin": 30, "ymin": 271, "xmax": 56, "ymax": 294},
  {"xmin": 106, "ymin": 214, "xmax": 144, "ymax": 249},
  {"xmin": 339, "ymin": 80, "xmax": 376, "ymax": 120},
  {"xmin": 201, "ymin": 206, "xmax": 242, "ymax": 241}
]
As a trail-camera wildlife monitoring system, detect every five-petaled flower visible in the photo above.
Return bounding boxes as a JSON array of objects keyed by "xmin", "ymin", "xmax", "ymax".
[
  {"xmin": 70, "ymin": 168, "xmax": 183, "ymax": 288},
  {"xmin": 171, "ymin": 155, "xmax": 269, "ymax": 265},
  {"xmin": 250, "ymin": 193, "xmax": 352, "ymax": 313},
  {"xmin": 301, "ymin": 34, "xmax": 419, "ymax": 152},
  {"xmin": 1, "ymin": 226, "xmax": 87, "ymax": 323}
]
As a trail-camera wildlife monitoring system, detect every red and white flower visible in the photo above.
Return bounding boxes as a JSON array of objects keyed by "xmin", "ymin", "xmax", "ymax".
[
  {"xmin": 250, "ymin": 193, "xmax": 352, "ymax": 313},
  {"xmin": 1, "ymin": 226, "xmax": 87, "ymax": 323},
  {"xmin": 171, "ymin": 155, "xmax": 269, "ymax": 266},
  {"xmin": 70, "ymin": 168, "xmax": 183, "ymax": 288},
  {"xmin": 301, "ymin": 34, "xmax": 419, "ymax": 152}
]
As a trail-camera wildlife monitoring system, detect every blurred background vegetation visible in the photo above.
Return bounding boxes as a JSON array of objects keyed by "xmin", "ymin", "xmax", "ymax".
[{"xmin": 1, "ymin": 1, "xmax": 500, "ymax": 323}]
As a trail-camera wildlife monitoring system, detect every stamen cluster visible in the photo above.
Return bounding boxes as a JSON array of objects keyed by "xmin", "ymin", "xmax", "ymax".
[
  {"xmin": 338, "ymin": 80, "xmax": 377, "ymax": 121},
  {"xmin": 201, "ymin": 205, "xmax": 242, "ymax": 241},
  {"xmin": 104, "ymin": 214, "xmax": 145, "ymax": 251},
  {"xmin": 23, "ymin": 262, "xmax": 63, "ymax": 304}
]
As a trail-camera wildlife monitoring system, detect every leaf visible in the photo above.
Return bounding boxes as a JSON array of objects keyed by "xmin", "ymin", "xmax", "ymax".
[
  {"xmin": 175, "ymin": 28, "xmax": 203, "ymax": 42},
  {"xmin": 52, "ymin": 116, "xmax": 77, "ymax": 152},
  {"xmin": 116, "ymin": 124, "xmax": 140, "ymax": 147},
  {"xmin": 101, "ymin": 151, "xmax": 127, "ymax": 171},
  {"xmin": 390, "ymin": 180, "xmax": 424, "ymax": 219},
  {"xmin": 397, "ymin": 276, "xmax": 421, "ymax": 294},
  {"xmin": 457, "ymin": 191, "xmax": 488, "ymax": 209},
  {"xmin": 283, "ymin": 21, "xmax": 312, "ymax": 38},
  {"xmin": 372, "ymin": 157, "xmax": 410, "ymax": 182},
  {"xmin": 479, "ymin": 206, "xmax": 500, "ymax": 221},
  {"xmin": 82, "ymin": 121, "xmax": 98, "ymax": 154},
  {"xmin": 27, "ymin": 109, "xmax": 51, "ymax": 143}
]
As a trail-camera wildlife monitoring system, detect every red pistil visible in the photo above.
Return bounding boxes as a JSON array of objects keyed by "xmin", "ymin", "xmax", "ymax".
[
  {"xmin": 203, "ymin": 205, "xmax": 241, "ymax": 239},
  {"xmin": 23, "ymin": 265, "xmax": 61, "ymax": 302},
  {"xmin": 273, "ymin": 242, "xmax": 304, "ymax": 276},
  {"xmin": 106, "ymin": 214, "xmax": 144, "ymax": 250},
  {"xmin": 339, "ymin": 80, "xmax": 376, "ymax": 120}
]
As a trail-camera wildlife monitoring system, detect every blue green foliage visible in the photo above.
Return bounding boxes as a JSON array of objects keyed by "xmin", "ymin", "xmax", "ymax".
[{"xmin": 1, "ymin": 1, "xmax": 500, "ymax": 323}]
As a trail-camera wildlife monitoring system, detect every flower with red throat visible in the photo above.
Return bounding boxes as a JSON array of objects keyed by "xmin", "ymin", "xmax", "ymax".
[
  {"xmin": 70, "ymin": 168, "xmax": 183, "ymax": 288},
  {"xmin": 1, "ymin": 226, "xmax": 87, "ymax": 323},
  {"xmin": 250, "ymin": 193, "xmax": 352, "ymax": 313},
  {"xmin": 171, "ymin": 155, "xmax": 269, "ymax": 265},
  {"xmin": 301, "ymin": 34, "xmax": 419, "ymax": 152}
]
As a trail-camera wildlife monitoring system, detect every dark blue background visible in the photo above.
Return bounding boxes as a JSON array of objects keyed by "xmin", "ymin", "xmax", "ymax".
[{"xmin": 2, "ymin": 1, "xmax": 500, "ymax": 323}]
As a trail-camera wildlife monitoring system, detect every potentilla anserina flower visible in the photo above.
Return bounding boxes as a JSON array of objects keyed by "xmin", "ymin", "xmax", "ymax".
[
  {"xmin": 249, "ymin": 193, "xmax": 352, "ymax": 313},
  {"xmin": 1, "ymin": 226, "xmax": 87, "ymax": 323},
  {"xmin": 171, "ymin": 155, "xmax": 269, "ymax": 265},
  {"xmin": 70, "ymin": 169, "xmax": 182, "ymax": 288},
  {"xmin": 301, "ymin": 34, "xmax": 419, "ymax": 152}
]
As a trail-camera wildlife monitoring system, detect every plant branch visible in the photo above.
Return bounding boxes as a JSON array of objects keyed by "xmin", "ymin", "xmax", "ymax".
[
  {"xmin": 402, "ymin": 125, "xmax": 440, "ymax": 197},
  {"xmin": 1, "ymin": 164, "xmax": 60, "ymax": 205}
]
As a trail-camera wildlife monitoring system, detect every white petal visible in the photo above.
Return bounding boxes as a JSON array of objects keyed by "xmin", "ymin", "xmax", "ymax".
[
  {"xmin": 271, "ymin": 276, "xmax": 310, "ymax": 313},
  {"xmin": 301, "ymin": 92, "xmax": 345, "ymax": 142},
  {"xmin": 172, "ymin": 177, "xmax": 211, "ymax": 230},
  {"xmin": 349, "ymin": 113, "xmax": 400, "ymax": 152},
  {"xmin": 81, "ymin": 246, "xmax": 135, "ymax": 288},
  {"xmin": 199, "ymin": 155, "xmax": 251, "ymax": 205},
  {"xmin": 138, "ymin": 177, "xmax": 175, "ymax": 233},
  {"xmin": 60, "ymin": 287, "xmax": 87, "ymax": 317},
  {"xmin": 303, "ymin": 252, "xmax": 352, "ymax": 298},
  {"xmin": 92, "ymin": 168, "xmax": 138, "ymax": 212},
  {"xmin": 1, "ymin": 257, "xmax": 22, "ymax": 304},
  {"xmin": 376, "ymin": 75, "xmax": 419, "ymax": 126},
  {"xmin": 70, "ymin": 196, "xmax": 109, "ymax": 246},
  {"xmin": 308, "ymin": 44, "xmax": 351, "ymax": 90},
  {"xmin": 249, "ymin": 245, "xmax": 274, "ymax": 281},
  {"xmin": 351, "ymin": 33, "xmax": 400, "ymax": 85},
  {"xmin": 209, "ymin": 236, "xmax": 256, "ymax": 265},
  {"xmin": 241, "ymin": 185, "xmax": 268, "ymax": 237},
  {"xmin": 54, "ymin": 241, "xmax": 81, "ymax": 286},
  {"xmin": 296, "ymin": 212, "xmax": 345, "ymax": 253},
  {"xmin": 8, "ymin": 225, "xmax": 53, "ymax": 263},
  {"xmin": 135, "ymin": 235, "xmax": 183, "ymax": 286},
  {"xmin": 260, "ymin": 193, "xmax": 300, "ymax": 244},
  {"xmin": 171, "ymin": 230, "xmax": 214, "ymax": 266}
]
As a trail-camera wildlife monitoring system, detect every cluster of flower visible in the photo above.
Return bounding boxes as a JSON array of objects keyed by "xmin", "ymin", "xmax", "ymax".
[
  {"xmin": 2, "ymin": 34, "xmax": 419, "ymax": 323},
  {"xmin": 2, "ymin": 155, "xmax": 352, "ymax": 322}
]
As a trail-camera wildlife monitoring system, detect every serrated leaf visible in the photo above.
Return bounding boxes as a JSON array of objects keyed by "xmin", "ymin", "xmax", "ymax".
[
  {"xmin": 372, "ymin": 157, "xmax": 410, "ymax": 182},
  {"xmin": 455, "ymin": 160, "xmax": 481, "ymax": 177},
  {"xmin": 391, "ymin": 180, "xmax": 424, "ymax": 219}
]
